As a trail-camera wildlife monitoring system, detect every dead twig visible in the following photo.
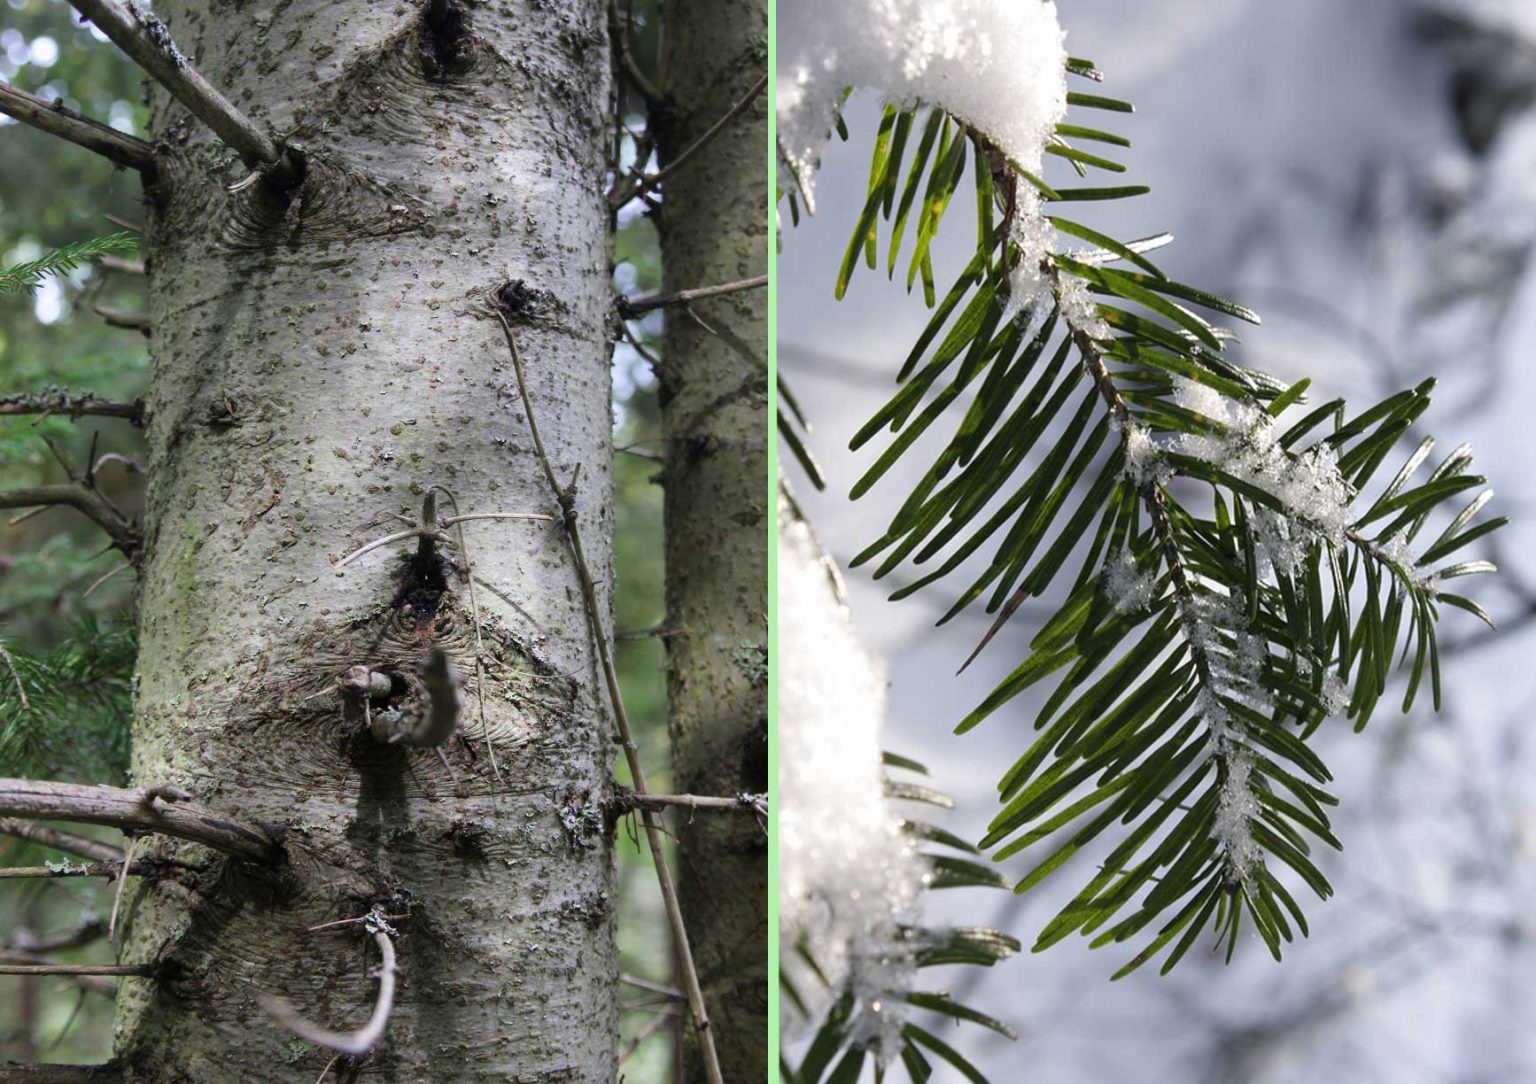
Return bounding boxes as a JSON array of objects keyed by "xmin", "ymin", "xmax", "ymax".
[
  {"xmin": 91, "ymin": 304, "xmax": 150, "ymax": 334},
  {"xmin": 620, "ymin": 1011, "xmax": 674, "ymax": 1062},
  {"xmin": 108, "ymin": 836, "xmax": 138, "ymax": 940},
  {"xmin": 489, "ymin": 301, "xmax": 725, "ymax": 1084},
  {"xmin": 0, "ymin": 779, "xmax": 280, "ymax": 863},
  {"xmin": 260, "ymin": 912, "xmax": 398, "ymax": 1057},
  {"xmin": 0, "ymin": 391, "xmax": 145, "ymax": 426},
  {"xmin": 425, "ymin": 486, "xmax": 502, "ymax": 783},
  {"xmin": 613, "ymin": 790, "xmax": 768, "ymax": 819},
  {"xmin": 0, "ymin": 963, "xmax": 150, "ymax": 977},
  {"xmin": 0, "ymin": 819, "xmax": 122, "ymax": 864}
]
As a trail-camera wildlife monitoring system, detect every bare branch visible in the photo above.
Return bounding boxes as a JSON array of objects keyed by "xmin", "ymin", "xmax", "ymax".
[
  {"xmin": 0, "ymin": 391, "xmax": 146, "ymax": 426},
  {"xmin": 618, "ymin": 275, "xmax": 768, "ymax": 319},
  {"xmin": 436, "ymin": 512, "xmax": 554, "ymax": 528},
  {"xmin": 0, "ymin": 1064, "xmax": 123, "ymax": 1082},
  {"xmin": 65, "ymin": 0, "xmax": 288, "ymax": 173},
  {"xmin": 620, "ymin": 1011, "xmax": 673, "ymax": 1063},
  {"xmin": 610, "ymin": 0, "xmax": 661, "ymax": 103},
  {"xmin": 6, "ymin": 917, "xmax": 105, "ymax": 955},
  {"xmin": 307, "ymin": 913, "xmax": 410, "ymax": 933},
  {"xmin": 108, "ymin": 836, "xmax": 138, "ymax": 939},
  {"xmin": 0, "ymin": 779, "xmax": 281, "ymax": 863},
  {"xmin": 612, "ymin": 790, "xmax": 768, "ymax": 818},
  {"xmin": 608, "ymin": 73, "xmax": 766, "ymax": 207},
  {"xmin": 0, "ymin": 483, "xmax": 140, "ymax": 560},
  {"xmin": 0, "ymin": 861, "xmax": 160, "ymax": 881},
  {"xmin": 0, "ymin": 84, "xmax": 155, "ymax": 173},
  {"xmin": 620, "ymin": 973, "xmax": 683, "ymax": 1000},
  {"xmin": 337, "ymin": 525, "xmax": 448, "ymax": 565},
  {"xmin": 0, "ymin": 963, "xmax": 149, "ymax": 977},
  {"xmin": 0, "ymin": 819, "xmax": 123, "ymax": 864},
  {"xmin": 488, "ymin": 302, "xmax": 725, "ymax": 1084},
  {"xmin": 260, "ymin": 923, "xmax": 397, "ymax": 1057}
]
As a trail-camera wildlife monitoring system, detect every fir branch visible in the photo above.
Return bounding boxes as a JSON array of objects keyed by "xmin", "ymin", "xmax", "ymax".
[
  {"xmin": 0, "ymin": 234, "xmax": 139, "ymax": 296},
  {"xmin": 811, "ymin": 66, "xmax": 1504, "ymax": 986}
]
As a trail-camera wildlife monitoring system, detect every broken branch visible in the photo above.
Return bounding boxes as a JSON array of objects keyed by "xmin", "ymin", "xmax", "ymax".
[
  {"xmin": 0, "ymin": 84, "xmax": 155, "ymax": 173},
  {"xmin": 0, "ymin": 779, "xmax": 281, "ymax": 863},
  {"xmin": 65, "ymin": 0, "xmax": 289, "ymax": 173},
  {"xmin": 91, "ymin": 304, "xmax": 150, "ymax": 334}
]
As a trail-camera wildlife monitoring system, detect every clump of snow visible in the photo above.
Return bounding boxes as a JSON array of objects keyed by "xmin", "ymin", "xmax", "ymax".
[
  {"xmin": 1377, "ymin": 533, "xmax": 1435, "ymax": 593},
  {"xmin": 777, "ymin": 0, "xmax": 1069, "ymax": 210},
  {"xmin": 1117, "ymin": 417, "xmax": 1173, "ymax": 488},
  {"xmin": 1170, "ymin": 377, "xmax": 1353, "ymax": 577},
  {"xmin": 1102, "ymin": 548, "xmax": 1158, "ymax": 615},
  {"xmin": 1055, "ymin": 271, "xmax": 1112, "ymax": 339},
  {"xmin": 1001, "ymin": 195, "xmax": 1059, "ymax": 327},
  {"xmin": 1213, "ymin": 748, "xmax": 1261, "ymax": 879},
  {"xmin": 779, "ymin": 501, "xmax": 930, "ymax": 1061},
  {"xmin": 1182, "ymin": 585, "xmax": 1272, "ymax": 881}
]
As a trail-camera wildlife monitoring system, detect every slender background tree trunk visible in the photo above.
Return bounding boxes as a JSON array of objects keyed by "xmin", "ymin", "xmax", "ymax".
[
  {"xmin": 653, "ymin": 2, "xmax": 770, "ymax": 1078},
  {"xmin": 113, "ymin": 2, "xmax": 619, "ymax": 1079}
]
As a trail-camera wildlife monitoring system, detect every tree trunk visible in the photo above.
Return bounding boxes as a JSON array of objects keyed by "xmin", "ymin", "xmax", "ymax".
[
  {"xmin": 113, "ymin": 2, "xmax": 618, "ymax": 1079},
  {"xmin": 653, "ymin": 3, "xmax": 769, "ymax": 1079}
]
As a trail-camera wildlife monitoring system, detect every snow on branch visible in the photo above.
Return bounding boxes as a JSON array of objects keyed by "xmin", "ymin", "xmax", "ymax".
[
  {"xmin": 777, "ymin": 0, "xmax": 1068, "ymax": 211},
  {"xmin": 779, "ymin": 501, "xmax": 928, "ymax": 1061}
]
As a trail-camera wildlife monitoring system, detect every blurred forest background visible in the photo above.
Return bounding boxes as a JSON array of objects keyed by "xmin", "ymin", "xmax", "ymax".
[
  {"xmin": 782, "ymin": 0, "xmax": 1536, "ymax": 1081},
  {"xmin": 0, "ymin": 0, "xmax": 682, "ymax": 1077}
]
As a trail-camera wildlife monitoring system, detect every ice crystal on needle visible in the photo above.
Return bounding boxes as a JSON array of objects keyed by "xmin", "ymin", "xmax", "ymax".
[
  {"xmin": 779, "ymin": 503, "xmax": 929, "ymax": 1061},
  {"xmin": 1102, "ymin": 548, "xmax": 1158, "ymax": 615},
  {"xmin": 1170, "ymin": 377, "xmax": 1353, "ymax": 577},
  {"xmin": 777, "ymin": 0, "xmax": 1068, "ymax": 210}
]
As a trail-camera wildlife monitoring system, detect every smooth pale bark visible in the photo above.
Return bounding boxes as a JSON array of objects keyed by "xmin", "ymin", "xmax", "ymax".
[
  {"xmin": 114, "ymin": 2, "xmax": 619, "ymax": 1079},
  {"xmin": 652, "ymin": 1, "xmax": 770, "ymax": 1078}
]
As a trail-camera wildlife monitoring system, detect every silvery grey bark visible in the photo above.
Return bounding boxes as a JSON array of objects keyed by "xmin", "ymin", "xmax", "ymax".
[
  {"xmin": 112, "ymin": 1, "xmax": 619, "ymax": 1078},
  {"xmin": 653, "ymin": 0, "xmax": 770, "ymax": 1077}
]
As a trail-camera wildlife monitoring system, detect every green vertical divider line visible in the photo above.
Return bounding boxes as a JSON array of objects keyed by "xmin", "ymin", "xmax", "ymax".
[{"xmin": 765, "ymin": 0, "xmax": 780, "ymax": 1077}]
